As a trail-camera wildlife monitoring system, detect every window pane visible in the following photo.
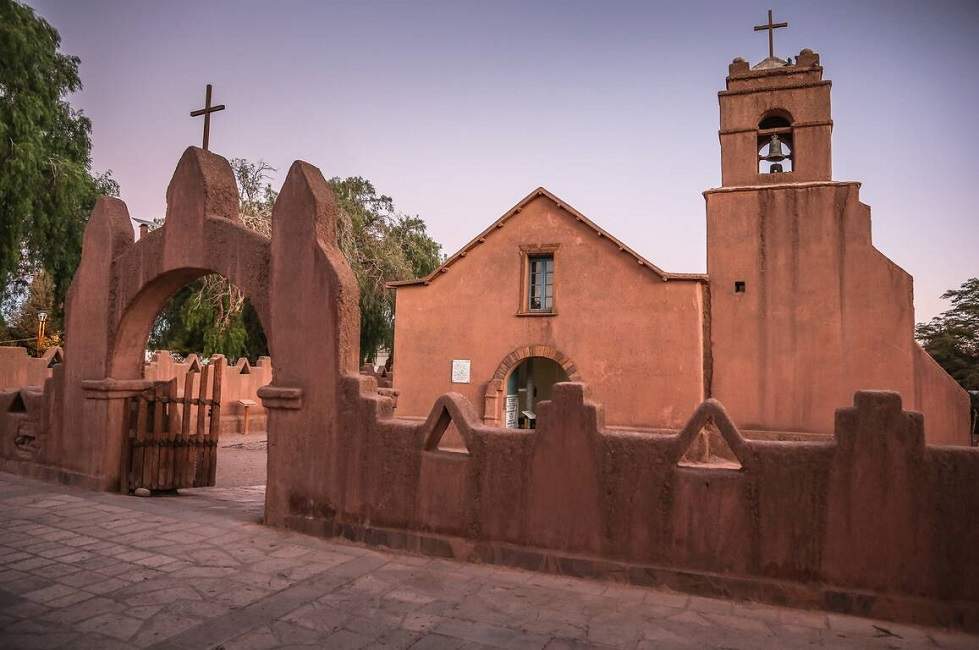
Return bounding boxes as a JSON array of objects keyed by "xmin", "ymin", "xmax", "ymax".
[{"xmin": 527, "ymin": 254, "xmax": 554, "ymax": 312}]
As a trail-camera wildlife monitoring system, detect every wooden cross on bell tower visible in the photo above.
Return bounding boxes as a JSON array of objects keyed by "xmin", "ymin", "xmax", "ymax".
[
  {"xmin": 753, "ymin": 9, "xmax": 788, "ymax": 60},
  {"xmin": 190, "ymin": 84, "xmax": 225, "ymax": 151}
]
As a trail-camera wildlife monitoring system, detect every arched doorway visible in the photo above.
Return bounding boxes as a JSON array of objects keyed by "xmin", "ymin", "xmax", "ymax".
[
  {"xmin": 103, "ymin": 251, "xmax": 276, "ymax": 493},
  {"xmin": 130, "ymin": 271, "xmax": 274, "ymax": 489},
  {"xmin": 504, "ymin": 357, "xmax": 569, "ymax": 429},
  {"xmin": 482, "ymin": 345, "xmax": 580, "ymax": 426}
]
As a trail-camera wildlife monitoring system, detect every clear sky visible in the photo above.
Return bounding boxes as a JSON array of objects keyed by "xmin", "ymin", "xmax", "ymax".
[{"xmin": 26, "ymin": 0, "xmax": 979, "ymax": 322}]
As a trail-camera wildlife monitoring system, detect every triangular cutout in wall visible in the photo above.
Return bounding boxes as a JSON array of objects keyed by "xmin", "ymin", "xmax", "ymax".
[
  {"xmin": 677, "ymin": 419, "xmax": 742, "ymax": 470},
  {"xmin": 45, "ymin": 348, "xmax": 64, "ymax": 368},
  {"xmin": 672, "ymin": 400, "xmax": 748, "ymax": 472},
  {"xmin": 8, "ymin": 393, "xmax": 27, "ymax": 413},
  {"xmin": 425, "ymin": 406, "xmax": 470, "ymax": 455}
]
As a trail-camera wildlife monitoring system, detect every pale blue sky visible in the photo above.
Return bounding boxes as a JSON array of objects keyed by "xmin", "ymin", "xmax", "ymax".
[{"xmin": 27, "ymin": 0, "xmax": 979, "ymax": 321}]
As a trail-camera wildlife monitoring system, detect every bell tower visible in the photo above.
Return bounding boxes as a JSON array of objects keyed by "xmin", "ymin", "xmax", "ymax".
[
  {"xmin": 704, "ymin": 12, "xmax": 970, "ymax": 443},
  {"xmin": 719, "ymin": 48, "xmax": 832, "ymax": 186}
]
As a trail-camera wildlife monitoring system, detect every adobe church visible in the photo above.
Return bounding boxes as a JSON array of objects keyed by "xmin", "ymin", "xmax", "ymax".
[{"xmin": 390, "ymin": 41, "xmax": 971, "ymax": 444}]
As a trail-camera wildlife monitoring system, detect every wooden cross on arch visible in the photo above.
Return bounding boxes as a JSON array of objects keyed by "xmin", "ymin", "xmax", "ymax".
[{"xmin": 190, "ymin": 84, "xmax": 225, "ymax": 151}]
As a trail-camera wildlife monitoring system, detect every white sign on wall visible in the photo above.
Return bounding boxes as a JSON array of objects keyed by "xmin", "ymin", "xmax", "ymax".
[
  {"xmin": 504, "ymin": 395, "xmax": 519, "ymax": 428},
  {"xmin": 451, "ymin": 359, "xmax": 471, "ymax": 384}
]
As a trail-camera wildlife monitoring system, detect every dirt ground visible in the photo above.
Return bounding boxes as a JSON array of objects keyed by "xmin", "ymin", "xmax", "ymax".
[{"xmin": 214, "ymin": 434, "xmax": 267, "ymax": 487}]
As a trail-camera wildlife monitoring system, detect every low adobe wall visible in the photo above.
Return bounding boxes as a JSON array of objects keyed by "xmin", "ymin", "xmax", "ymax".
[
  {"xmin": 0, "ymin": 363, "xmax": 64, "ymax": 483},
  {"xmin": 143, "ymin": 351, "xmax": 272, "ymax": 435},
  {"xmin": 274, "ymin": 381, "xmax": 979, "ymax": 631},
  {"xmin": 0, "ymin": 347, "xmax": 63, "ymax": 391}
]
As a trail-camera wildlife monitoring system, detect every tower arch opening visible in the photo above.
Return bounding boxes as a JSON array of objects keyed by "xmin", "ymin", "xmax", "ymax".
[{"xmin": 758, "ymin": 109, "xmax": 794, "ymax": 174}]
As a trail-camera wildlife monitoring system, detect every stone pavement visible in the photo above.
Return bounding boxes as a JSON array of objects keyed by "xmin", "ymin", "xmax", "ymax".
[{"xmin": 0, "ymin": 473, "xmax": 975, "ymax": 650}]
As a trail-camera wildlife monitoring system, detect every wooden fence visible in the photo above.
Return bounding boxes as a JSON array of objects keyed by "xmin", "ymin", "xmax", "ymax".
[{"xmin": 122, "ymin": 356, "xmax": 225, "ymax": 491}]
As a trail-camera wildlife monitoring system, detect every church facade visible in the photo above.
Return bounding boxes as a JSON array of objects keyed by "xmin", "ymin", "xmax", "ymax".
[{"xmin": 390, "ymin": 48, "xmax": 971, "ymax": 444}]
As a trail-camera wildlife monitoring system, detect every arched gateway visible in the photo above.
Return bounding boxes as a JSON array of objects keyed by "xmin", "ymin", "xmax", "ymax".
[{"xmin": 52, "ymin": 148, "xmax": 359, "ymax": 525}]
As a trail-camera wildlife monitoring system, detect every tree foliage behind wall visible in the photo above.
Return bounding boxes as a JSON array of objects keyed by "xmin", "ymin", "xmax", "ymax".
[
  {"xmin": 148, "ymin": 160, "xmax": 441, "ymax": 364},
  {"xmin": 330, "ymin": 177, "xmax": 442, "ymax": 364},
  {"xmin": 0, "ymin": 270, "xmax": 61, "ymax": 355},
  {"xmin": 0, "ymin": 0, "xmax": 118, "ymax": 334},
  {"xmin": 916, "ymin": 278, "xmax": 979, "ymax": 392}
]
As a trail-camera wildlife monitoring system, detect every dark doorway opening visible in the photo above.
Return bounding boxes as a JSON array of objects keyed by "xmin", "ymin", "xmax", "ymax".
[{"xmin": 503, "ymin": 357, "xmax": 570, "ymax": 429}]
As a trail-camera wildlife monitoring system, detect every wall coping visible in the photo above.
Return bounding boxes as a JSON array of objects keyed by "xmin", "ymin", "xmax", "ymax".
[
  {"xmin": 703, "ymin": 180, "xmax": 860, "ymax": 198},
  {"xmin": 80, "ymin": 378, "xmax": 153, "ymax": 400}
]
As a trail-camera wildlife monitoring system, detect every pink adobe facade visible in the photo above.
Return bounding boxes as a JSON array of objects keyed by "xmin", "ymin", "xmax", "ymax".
[
  {"xmin": 392, "ymin": 190, "xmax": 708, "ymax": 431},
  {"xmin": 391, "ymin": 49, "xmax": 971, "ymax": 444}
]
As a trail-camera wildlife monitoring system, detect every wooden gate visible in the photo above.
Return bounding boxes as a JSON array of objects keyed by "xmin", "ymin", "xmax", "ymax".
[{"xmin": 122, "ymin": 356, "xmax": 225, "ymax": 491}]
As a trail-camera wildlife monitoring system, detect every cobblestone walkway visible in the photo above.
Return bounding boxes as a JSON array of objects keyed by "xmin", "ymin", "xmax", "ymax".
[{"xmin": 0, "ymin": 473, "xmax": 975, "ymax": 649}]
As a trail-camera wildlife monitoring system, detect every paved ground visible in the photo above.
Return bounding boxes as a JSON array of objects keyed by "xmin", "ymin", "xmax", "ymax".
[
  {"xmin": 215, "ymin": 436, "xmax": 268, "ymax": 488},
  {"xmin": 0, "ymin": 473, "xmax": 975, "ymax": 649}
]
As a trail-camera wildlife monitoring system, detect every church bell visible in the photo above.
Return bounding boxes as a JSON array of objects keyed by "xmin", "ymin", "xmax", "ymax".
[{"xmin": 761, "ymin": 134, "xmax": 788, "ymax": 173}]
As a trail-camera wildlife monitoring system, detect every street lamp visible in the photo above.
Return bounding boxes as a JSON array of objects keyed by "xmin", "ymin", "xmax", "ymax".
[{"xmin": 36, "ymin": 311, "xmax": 48, "ymax": 355}]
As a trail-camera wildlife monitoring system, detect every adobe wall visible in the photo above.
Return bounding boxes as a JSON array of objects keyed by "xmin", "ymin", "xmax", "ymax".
[
  {"xmin": 143, "ymin": 351, "xmax": 273, "ymax": 435},
  {"xmin": 913, "ymin": 344, "xmax": 972, "ymax": 444},
  {"xmin": 392, "ymin": 193, "xmax": 706, "ymax": 429},
  {"xmin": 706, "ymin": 181, "xmax": 971, "ymax": 444},
  {"xmin": 0, "ymin": 362, "xmax": 64, "ymax": 481},
  {"xmin": 0, "ymin": 347, "xmax": 62, "ymax": 391},
  {"xmin": 279, "ymin": 381, "xmax": 979, "ymax": 630}
]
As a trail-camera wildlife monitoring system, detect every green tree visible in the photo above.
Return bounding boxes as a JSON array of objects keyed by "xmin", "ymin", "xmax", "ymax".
[
  {"xmin": 0, "ymin": 0, "xmax": 118, "ymax": 325},
  {"xmin": 916, "ymin": 278, "xmax": 979, "ymax": 391},
  {"xmin": 0, "ymin": 270, "xmax": 61, "ymax": 355}
]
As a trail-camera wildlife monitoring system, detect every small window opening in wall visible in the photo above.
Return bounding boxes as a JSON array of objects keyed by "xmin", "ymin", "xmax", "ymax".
[
  {"xmin": 528, "ymin": 254, "xmax": 554, "ymax": 312},
  {"xmin": 735, "ymin": 281, "xmax": 746, "ymax": 293}
]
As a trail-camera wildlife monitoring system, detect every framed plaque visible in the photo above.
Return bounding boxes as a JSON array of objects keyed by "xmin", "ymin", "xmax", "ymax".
[{"xmin": 451, "ymin": 359, "xmax": 471, "ymax": 384}]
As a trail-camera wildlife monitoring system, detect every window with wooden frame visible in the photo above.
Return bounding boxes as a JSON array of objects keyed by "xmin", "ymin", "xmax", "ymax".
[{"xmin": 518, "ymin": 245, "xmax": 558, "ymax": 315}]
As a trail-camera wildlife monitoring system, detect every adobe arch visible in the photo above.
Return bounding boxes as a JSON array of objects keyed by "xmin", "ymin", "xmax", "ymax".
[
  {"xmin": 482, "ymin": 344, "xmax": 581, "ymax": 425},
  {"xmin": 55, "ymin": 147, "xmax": 360, "ymax": 500},
  {"xmin": 109, "ymin": 264, "xmax": 271, "ymax": 380}
]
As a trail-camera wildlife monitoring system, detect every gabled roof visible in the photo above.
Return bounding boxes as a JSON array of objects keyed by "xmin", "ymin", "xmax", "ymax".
[{"xmin": 388, "ymin": 187, "xmax": 707, "ymax": 289}]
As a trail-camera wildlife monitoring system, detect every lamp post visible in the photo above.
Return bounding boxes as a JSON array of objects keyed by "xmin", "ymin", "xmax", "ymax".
[{"xmin": 36, "ymin": 311, "xmax": 48, "ymax": 356}]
